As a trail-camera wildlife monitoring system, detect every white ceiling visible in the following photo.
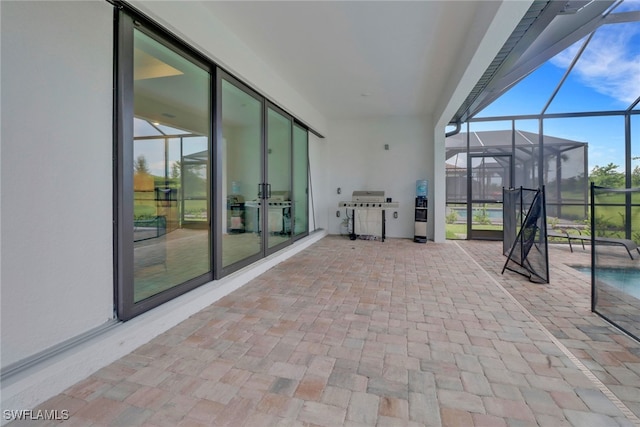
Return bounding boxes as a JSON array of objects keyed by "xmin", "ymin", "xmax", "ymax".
[{"xmin": 202, "ymin": 1, "xmax": 502, "ymax": 121}]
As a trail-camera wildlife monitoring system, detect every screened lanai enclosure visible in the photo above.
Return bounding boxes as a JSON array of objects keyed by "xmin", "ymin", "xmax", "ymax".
[
  {"xmin": 446, "ymin": 129, "xmax": 587, "ymax": 240},
  {"xmin": 445, "ymin": 0, "xmax": 640, "ymax": 242},
  {"xmin": 445, "ymin": 0, "xmax": 640, "ymax": 340}
]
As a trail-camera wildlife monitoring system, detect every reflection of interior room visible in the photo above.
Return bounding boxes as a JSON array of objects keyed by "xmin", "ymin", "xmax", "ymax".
[
  {"xmin": 132, "ymin": 121, "xmax": 211, "ymax": 302},
  {"xmin": 221, "ymin": 80, "xmax": 298, "ymax": 268},
  {"xmin": 132, "ymin": 29, "xmax": 307, "ymax": 302},
  {"xmin": 221, "ymin": 80, "xmax": 263, "ymax": 267},
  {"xmin": 132, "ymin": 29, "xmax": 211, "ymax": 302}
]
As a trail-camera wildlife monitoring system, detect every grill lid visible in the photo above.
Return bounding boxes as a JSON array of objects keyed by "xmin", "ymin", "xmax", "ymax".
[{"xmin": 352, "ymin": 191, "xmax": 385, "ymax": 202}]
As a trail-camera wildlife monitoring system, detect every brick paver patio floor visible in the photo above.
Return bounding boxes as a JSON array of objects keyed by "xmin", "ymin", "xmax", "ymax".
[{"xmin": 16, "ymin": 236, "xmax": 640, "ymax": 426}]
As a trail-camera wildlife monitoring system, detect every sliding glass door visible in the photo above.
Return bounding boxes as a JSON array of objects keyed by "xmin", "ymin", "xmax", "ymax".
[
  {"xmin": 220, "ymin": 76, "xmax": 263, "ymax": 270},
  {"xmin": 218, "ymin": 86, "xmax": 307, "ymax": 268},
  {"xmin": 293, "ymin": 123, "xmax": 309, "ymax": 238},
  {"xmin": 266, "ymin": 105, "xmax": 293, "ymax": 252},
  {"xmin": 218, "ymin": 84, "xmax": 296, "ymax": 268},
  {"xmin": 132, "ymin": 29, "xmax": 213, "ymax": 301},
  {"xmin": 117, "ymin": 14, "xmax": 213, "ymax": 320},
  {"xmin": 118, "ymin": 9, "xmax": 311, "ymax": 319}
]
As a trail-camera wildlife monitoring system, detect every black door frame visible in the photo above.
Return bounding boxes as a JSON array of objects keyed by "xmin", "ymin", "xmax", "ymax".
[{"xmin": 467, "ymin": 153, "xmax": 513, "ymax": 240}]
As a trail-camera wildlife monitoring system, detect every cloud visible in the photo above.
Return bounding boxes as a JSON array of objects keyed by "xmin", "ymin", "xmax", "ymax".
[
  {"xmin": 618, "ymin": 0, "xmax": 640, "ymax": 13},
  {"xmin": 550, "ymin": 22, "xmax": 640, "ymax": 105}
]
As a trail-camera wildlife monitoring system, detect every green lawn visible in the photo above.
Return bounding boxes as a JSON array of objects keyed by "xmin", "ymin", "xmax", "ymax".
[{"xmin": 446, "ymin": 223, "xmax": 503, "ymax": 239}]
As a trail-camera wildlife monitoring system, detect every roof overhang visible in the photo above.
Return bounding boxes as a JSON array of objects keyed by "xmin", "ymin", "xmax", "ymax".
[{"xmin": 450, "ymin": 0, "xmax": 617, "ymax": 125}]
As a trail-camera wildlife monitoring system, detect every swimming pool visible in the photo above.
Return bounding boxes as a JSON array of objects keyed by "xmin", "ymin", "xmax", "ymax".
[
  {"xmin": 448, "ymin": 207, "xmax": 503, "ymax": 221},
  {"xmin": 573, "ymin": 266, "xmax": 640, "ymax": 299}
]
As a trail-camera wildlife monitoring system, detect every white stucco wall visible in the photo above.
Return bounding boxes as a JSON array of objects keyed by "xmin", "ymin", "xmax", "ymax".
[
  {"xmin": 1, "ymin": 1, "xmax": 115, "ymax": 368},
  {"xmin": 326, "ymin": 117, "xmax": 434, "ymax": 240}
]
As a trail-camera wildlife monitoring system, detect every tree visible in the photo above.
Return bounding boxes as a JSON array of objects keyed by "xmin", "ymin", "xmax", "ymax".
[
  {"xmin": 589, "ymin": 163, "xmax": 625, "ymax": 188},
  {"xmin": 632, "ymin": 165, "xmax": 640, "ymax": 187},
  {"xmin": 633, "ymin": 157, "xmax": 640, "ymax": 188},
  {"xmin": 134, "ymin": 155, "xmax": 151, "ymax": 175},
  {"xmin": 171, "ymin": 161, "xmax": 181, "ymax": 179}
]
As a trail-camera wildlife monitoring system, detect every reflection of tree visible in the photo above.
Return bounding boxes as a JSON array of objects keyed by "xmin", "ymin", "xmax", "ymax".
[
  {"xmin": 134, "ymin": 155, "xmax": 151, "ymax": 175},
  {"xmin": 172, "ymin": 161, "xmax": 207, "ymax": 197},
  {"xmin": 171, "ymin": 162, "xmax": 180, "ymax": 179}
]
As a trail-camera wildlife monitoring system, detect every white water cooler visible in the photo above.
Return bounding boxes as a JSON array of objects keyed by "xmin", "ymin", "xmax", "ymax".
[{"xmin": 414, "ymin": 180, "xmax": 428, "ymax": 243}]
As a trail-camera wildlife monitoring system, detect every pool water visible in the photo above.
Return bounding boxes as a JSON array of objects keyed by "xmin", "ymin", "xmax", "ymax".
[
  {"xmin": 449, "ymin": 208, "xmax": 503, "ymax": 220},
  {"xmin": 573, "ymin": 266, "xmax": 640, "ymax": 299}
]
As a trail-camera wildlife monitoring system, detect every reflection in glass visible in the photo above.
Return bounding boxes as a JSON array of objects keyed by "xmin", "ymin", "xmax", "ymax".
[
  {"xmin": 267, "ymin": 108, "xmax": 292, "ymax": 249},
  {"xmin": 221, "ymin": 79, "xmax": 262, "ymax": 267},
  {"xmin": 133, "ymin": 29, "xmax": 211, "ymax": 302},
  {"xmin": 293, "ymin": 124, "xmax": 308, "ymax": 237},
  {"xmin": 134, "ymin": 117, "xmax": 162, "ymax": 137}
]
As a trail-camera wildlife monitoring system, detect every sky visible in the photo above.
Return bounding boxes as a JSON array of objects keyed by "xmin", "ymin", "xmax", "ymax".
[
  {"xmin": 134, "ymin": 119, "xmax": 208, "ymax": 178},
  {"xmin": 471, "ymin": 0, "xmax": 640, "ymax": 173}
]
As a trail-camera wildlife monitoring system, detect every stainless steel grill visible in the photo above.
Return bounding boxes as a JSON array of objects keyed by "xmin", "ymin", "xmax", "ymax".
[
  {"xmin": 339, "ymin": 191, "xmax": 398, "ymax": 209},
  {"xmin": 338, "ymin": 190, "xmax": 399, "ymax": 241},
  {"xmin": 352, "ymin": 190, "xmax": 385, "ymax": 203}
]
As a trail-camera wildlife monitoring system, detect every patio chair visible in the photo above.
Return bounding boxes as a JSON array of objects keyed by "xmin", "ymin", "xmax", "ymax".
[
  {"xmin": 548, "ymin": 227, "xmax": 640, "ymax": 260},
  {"xmin": 591, "ymin": 236, "xmax": 640, "ymax": 260},
  {"xmin": 547, "ymin": 228, "xmax": 583, "ymax": 252}
]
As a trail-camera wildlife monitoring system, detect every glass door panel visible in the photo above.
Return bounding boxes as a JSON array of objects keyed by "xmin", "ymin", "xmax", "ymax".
[
  {"xmin": 181, "ymin": 137, "xmax": 209, "ymax": 228},
  {"xmin": 469, "ymin": 154, "xmax": 511, "ymax": 240},
  {"xmin": 221, "ymin": 79, "xmax": 263, "ymax": 268},
  {"xmin": 266, "ymin": 107, "xmax": 292, "ymax": 250},
  {"xmin": 293, "ymin": 124, "xmax": 308, "ymax": 237},
  {"xmin": 132, "ymin": 29, "xmax": 211, "ymax": 302}
]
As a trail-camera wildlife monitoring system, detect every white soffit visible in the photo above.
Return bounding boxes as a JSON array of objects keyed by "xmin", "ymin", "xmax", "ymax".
[{"xmin": 203, "ymin": 1, "xmax": 500, "ymax": 120}]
